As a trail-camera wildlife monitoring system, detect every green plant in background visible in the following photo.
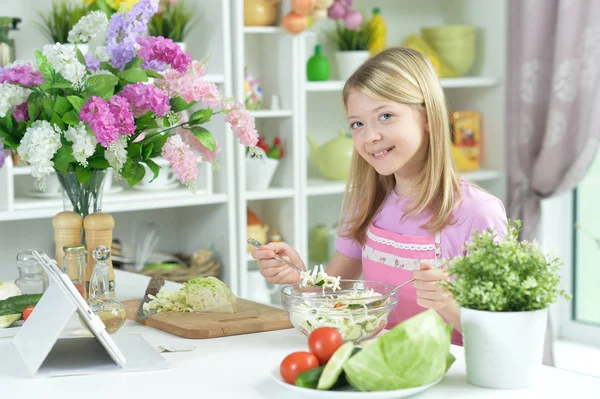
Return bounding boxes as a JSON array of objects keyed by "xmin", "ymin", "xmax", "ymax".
[
  {"xmin": 443, "ymin": 220, "xmax": 571, "ymax": 312},
  {"xmin": 330, "ymin": 20, "xmax": 373, "ymax": 52},
  {"xmin": 35, "ymin": 0, "xmax": 90, "ymax": 44},
  {"xmin": 85, "ymin": 0, "xmax": 140, "ymax": 17},
  {"xmin": 148, "ymin": 0, "xmax": 196, "ymax": 43}
]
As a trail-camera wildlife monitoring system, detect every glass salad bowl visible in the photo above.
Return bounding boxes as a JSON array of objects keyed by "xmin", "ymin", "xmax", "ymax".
[{"xmin": 281, "ymin": 280, "xmax": 398, "ymax": 343}]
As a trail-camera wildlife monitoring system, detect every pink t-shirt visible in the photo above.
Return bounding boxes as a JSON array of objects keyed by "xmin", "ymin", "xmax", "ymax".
[{"xmin": 335, "ymin": 180, "xmax": 508, "ymax": 260}]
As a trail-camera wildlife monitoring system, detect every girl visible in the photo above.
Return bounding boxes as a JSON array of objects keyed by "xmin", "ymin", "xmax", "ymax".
[{"xmin": 251, "ymin": 47, "xmax": 507, "ymax": 345}]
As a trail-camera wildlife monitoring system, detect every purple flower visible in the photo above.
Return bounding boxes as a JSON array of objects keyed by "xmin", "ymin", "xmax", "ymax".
[
  {"xmin": 119, "ymin": 82, "xmax": 171, "ymax": 117},
  {"xmin": 0, "ymin": 63, "xmax": 44, "ymax": 86},
  {"xmin": 106, "ymin": 0, "xmax": 159, "ymax": 70},
  {"xmin": 84, "ymin": 53, "xmax": 100, "ymax": 72},
  {"xmin": 13, "ymin": 102, "xmax": 29, "ymax": 123},
  {"xmin": 141, "ymin": 59, "xmax": 167, "ymax": 73},
  {"xmin": 137, "ymin": 36, "xmax": 192, "ymax": 73},
  {"xmin": 80, "ymin": 96, "xmax": 119, "ymax": 147},
  {"xmin": 109, "ymin": 95, "xmax": 135, "ymax": 136},
  {"xmin": 0, "ymin": 138, "xmax": 6, "ymax": 169}
]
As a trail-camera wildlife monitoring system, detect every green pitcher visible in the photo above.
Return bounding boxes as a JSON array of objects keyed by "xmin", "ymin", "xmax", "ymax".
[{"xmin": 306, "ymin": 45, "xmax": 330, "ymax": 81}]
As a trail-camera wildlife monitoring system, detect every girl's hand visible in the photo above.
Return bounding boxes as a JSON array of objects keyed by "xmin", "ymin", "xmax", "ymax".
[
  {"xmin": 251, "ymin": 241, "xmax": 305, "ymax": 285},
  {"xmin": 412, "ymin": 263, "xmax": 454, "ymax": 311}
]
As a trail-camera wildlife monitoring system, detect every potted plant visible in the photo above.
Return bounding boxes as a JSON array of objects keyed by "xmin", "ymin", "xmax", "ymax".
[
  {"xmin": 245, "ymin": 136, "xmax": 283, "ymax": 190},
  {"xmin": 326, "ymin": 1, "xmax": 371, "ymax": 80},
  {"xmin": 0, "ymin": 0, "xmax": 258, "ymax": 219},
  {"xmin": 443, "ymin": 220, "xmax": 570, "ymax": 389},
  {"xmin": 147, "ymin": 0, "xmax": 197, "ymax": 51},
  {"xmin": 34, "ymin": 0, "xmax": 91, "ymax": 53}
]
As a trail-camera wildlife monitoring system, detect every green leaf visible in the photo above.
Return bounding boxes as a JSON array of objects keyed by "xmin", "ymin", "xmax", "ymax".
[
  {"xmin": 2, "ymin": 114, "xmax": 13, "ymax": 133},
  {"xmin": 27, "ymin": 93, "xmax": 41, "ymax": 121},
  {"xmin": 118, "ymin": 68, "xmax": 148, "ymax": 83},
  {"xmin": 51, "ymin": 112, "xmax": 65, "ymax": 130},
  {"xmin": 144, "ymin": 69, "xmax": 164, "ymax": 79},
  {"xmin": 75, "ymin": 165, "xmax": 91, "ymax": 184},
  {"xmin": 51, "ymin": 82, "xmax": 73, "ymax": 89},
  {"xmin": 53, "ymin": 96, "xmax": 72, "ymax": 116},
  {"xmin": 62, "ymin": 111, "xmax": 80, "ymax": 126},
  {"xmin": 127, "ymin": 142, "xmax": 143, "ymax": 159},
  {"xmin": 144, "ymin": 159, "xmax": 160, "ymax": 182},
  {"xmin": 84, "ymin": 74, "xmax": 119, "ymax": 101},
  {"xmin": 134, "ymin": 112, "xmax": 158, "ymax": 131},
  {"xmin": 170, "ymin": 96, "xmax": 196, "ymax": 112},
  {"xmin": 75, "ymin": 48, "xmax": 87, "ymax": 67},
  {"xmin": 87, "ymin": 154, "xmax": 110, "ymax": 169},
  {"xmin": 142, "ymin": 143, "xmax": 153, "ymax": 160},
  {"xmin": 0, "ymin": 131, "xmax": 19, "ymax": 149},
  {"xmin": 145, "ymin": 133, "xmax": 168, "ymax": 157},
  {"xmin": 42, "ymin": 98, "xmax": 55, "ymax": 117},
  {"xmin": 190, "ymin": 126, "xmax": 215, "ymax": 151},
  {"xmin": 53, "ymin": 145, "xmax": 76, "ymax": 175},
  {"xmin": 121, "ymin": 159, "xmax": 145, "ymax": 187},
  {"xmin": 67, "ymin": 96, "xmax": 85, "ymax": 113},
  {"xmin": 124, "ymin": 56, "xmax": 143, "ymax": 70},
  {"xmin": 188, "ymin": 108, "xmax": 213, "ymax": 125},
  {"xmin": 35, "ymin": 50, "xmax": 53, "ymax": 83}
]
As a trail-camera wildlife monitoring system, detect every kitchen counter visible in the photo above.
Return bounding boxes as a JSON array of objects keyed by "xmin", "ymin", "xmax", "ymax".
[{"xmin": 1, "ymin": 270, "xmax": 598, "ymax": 398}]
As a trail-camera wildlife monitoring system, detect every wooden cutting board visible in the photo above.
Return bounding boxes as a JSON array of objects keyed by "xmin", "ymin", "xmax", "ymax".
[{"xmin": 122, "ymin": 298, "xmax": 294, "ymax": 339}]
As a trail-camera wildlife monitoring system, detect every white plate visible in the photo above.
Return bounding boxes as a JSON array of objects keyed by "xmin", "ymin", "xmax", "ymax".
[
  {"xmin": 0, "ymin": 320, "xmax": 23, "ymax": 339},
  {"xmin": 270, "ymin": 367, "xmax": 442, "ymax": 398},
  {"xmin": 132, "ymin": 182, "xmax": 180, "ymax": 191}
]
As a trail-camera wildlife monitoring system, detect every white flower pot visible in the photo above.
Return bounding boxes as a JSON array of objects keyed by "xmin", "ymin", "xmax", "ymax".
[
  {"xmin": 335, "ymin": 51, "xmax": 370, "ymax": 81},
  {"xmin": 245, "ymin": 148, "xmax": 279, "ymax": 191},
  {"xmin": 461, "ymin": 307, "xmax": 548, "ymax": 389}
]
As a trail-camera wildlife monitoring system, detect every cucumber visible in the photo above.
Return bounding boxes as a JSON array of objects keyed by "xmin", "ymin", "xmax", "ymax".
[
  {"xmin": 317, "ymin": 341, "xmax": 355, "ymax": 390},
  {"xmin": 345, "ymin": 324, "xmax": 362, "ymax": 341},
  {"xmin": 295, "ymin": 365, "xmax": 325, "ymax": 389},
  {"xmin": 0, "ymin": 294, "xmax": 43, "ymax": 316}
]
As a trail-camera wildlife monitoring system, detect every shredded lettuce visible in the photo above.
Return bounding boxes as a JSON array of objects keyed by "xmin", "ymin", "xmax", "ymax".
[{"xmin": 143, "ymin": 276, "xmax": 237, "ymax": 314}]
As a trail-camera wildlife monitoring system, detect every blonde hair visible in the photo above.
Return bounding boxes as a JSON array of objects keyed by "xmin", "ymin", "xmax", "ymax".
[{"xmin": 340, "ymin": 47, "xmax": 461, "ymax": 244}]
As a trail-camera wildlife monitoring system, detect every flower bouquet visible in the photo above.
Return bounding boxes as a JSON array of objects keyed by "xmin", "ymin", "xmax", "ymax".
[{"xmin": 0, "ymin": 0, "xmax": 258, "ymax": 218}]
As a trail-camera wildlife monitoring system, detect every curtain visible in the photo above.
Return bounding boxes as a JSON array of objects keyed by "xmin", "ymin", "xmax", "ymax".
[{"xmin": 507, "ymin": 0, "xmax": 600, "ymax": 366}]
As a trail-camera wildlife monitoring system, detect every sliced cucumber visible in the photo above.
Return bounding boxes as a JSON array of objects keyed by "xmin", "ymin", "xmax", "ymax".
[
  {"xmin": 317, "ymin": 341, "xmax": 355, "ymax": 390},
  {"xmin": 295, "ymin": 365, "xmax": 325, "ymax": 389},
  {"xmin": 345, "ymin": 324, "xmax": 362, "ymax": 341},
  {"xmin": 0, "ymin": 314, "xmax": 21, "ymax": 328}
]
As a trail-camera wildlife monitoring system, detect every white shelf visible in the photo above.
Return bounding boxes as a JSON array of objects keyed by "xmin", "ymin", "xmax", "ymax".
[
  {"xmin": 243, "ymin": 26, "xmax": 284, "ymax": 34},
  {"xmin": 1, "ymin": 191, "xmax": 228, "ymax": 221},
  {"xmin": 204, "ymin": 74, "xmax": 225, "ymax": 84},
  {"xmin": 459, "ymin": 170, "xmax": 502, "ymax": 181},
  {"xmin": 307, "ymin": 178, "xmax": 346, "ymax": 196},
  {"xmin": 245, "ymin": 187, "xmax": 295, "ymax": 201},
  {"xmin": 250, "ymin": 109, "xmax": 293, "ymax": 118},
  {"xmin": 305, "ymin": 77, "xmax": 499, "ymax": 92}
]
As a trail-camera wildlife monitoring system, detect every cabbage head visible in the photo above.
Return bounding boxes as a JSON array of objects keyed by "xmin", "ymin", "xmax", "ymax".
[{"xmin": 342, "ymin": 309, "xmax": 455, "ymax": 391}]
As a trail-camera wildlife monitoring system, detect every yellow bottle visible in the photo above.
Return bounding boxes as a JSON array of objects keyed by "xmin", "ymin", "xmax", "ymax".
[{"xmin": 368, "ymin": 7, "xmax": 386, "ymax": 56}]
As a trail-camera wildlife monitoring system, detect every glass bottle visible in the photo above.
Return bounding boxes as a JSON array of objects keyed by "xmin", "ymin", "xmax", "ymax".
[
  {"xmin": 15, "ymin": 248, "xmax": 48, "ymax": 294},
  {"xmin": 86, "ymin": 245, "xmax": 125, "ymax": 334},
  {"xmin": 63, "ymin": 245, "xmax": 86, "ymax": 298}
]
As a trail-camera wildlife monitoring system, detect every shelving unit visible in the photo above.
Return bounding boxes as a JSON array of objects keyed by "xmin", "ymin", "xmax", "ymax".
[{"xmin": 305, "ymin": 76, "xmax": 500, "ymax": 92}]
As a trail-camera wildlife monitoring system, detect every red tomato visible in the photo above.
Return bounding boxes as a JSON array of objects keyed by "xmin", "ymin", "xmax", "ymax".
[
  {"xmin": 23, "ymin": 306, "xmax": 35, "ymax": 321},
  {"xmin": 280, "ymin": 351, "xmax": 319, "ymax": 384},
  {"xmin": 308, "ymin": 327, "xmax": 344, "ymax": 364}
]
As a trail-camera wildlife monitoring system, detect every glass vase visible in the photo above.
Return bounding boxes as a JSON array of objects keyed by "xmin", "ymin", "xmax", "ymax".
[{"xmin": 57, "ymin": 170, "xmax": 107, "ymax": 220}]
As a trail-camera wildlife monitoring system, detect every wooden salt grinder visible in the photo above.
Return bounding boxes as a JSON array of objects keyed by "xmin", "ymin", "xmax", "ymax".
[
  {"xmin": 52, "ymin": 211, "xmax": 83, "ymax": 271},
  {"xmin": 83, "ymin": 213, "xmax": 115, "ymax": 295}
]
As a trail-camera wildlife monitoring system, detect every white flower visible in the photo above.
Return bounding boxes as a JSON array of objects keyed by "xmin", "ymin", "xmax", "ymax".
[
  {"xmin": 67, "ymin": 11, "xmax": 109, "ymax": 44},
  {"xmin": 94, "ymin": 46, "xmax": 110, "ymax": 62},
  {"xmin": 0, "ymin": 83, "xmax": 26, "ymax": 117},
  {"xmin": 65, "ymin": 123, "xmax": 97, "ymax": 167},
  {"xmin": 104, "ymin": 136, "xmax": 128, "ymax": 173},
  {"xmin": 42, "ymin": 43, "xmax": 87, "ymax": 89},
  {"xmin": 17, "ymin": 120, "xmax": 62, "ymax": 190}
]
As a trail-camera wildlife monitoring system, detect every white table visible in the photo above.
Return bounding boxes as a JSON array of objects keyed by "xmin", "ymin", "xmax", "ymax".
[{"xmin": 1, "ymin": 270, "xmax": 598, "ymax": 399}]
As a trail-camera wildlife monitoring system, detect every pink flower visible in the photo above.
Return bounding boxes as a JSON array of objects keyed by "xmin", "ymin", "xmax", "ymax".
[
  {"xmin": 157, "ymin": 61, "xmax": 222, "ymax": 108},
  {"xmin": 161, "ymin": 134, "xmax": 199, "ymax": 187},
  {"xmin": 0, "ymin": 63, "xmax": 44, "ymax": 86},
  {"xmin": 119, "ymin": 82, "xmax": 171, "ymax": 117},
  {"xmin": 13, "ymin": 102, "xmax": 29, "ymax": 123},
  {"xmin": 223, "ymin": 101, "xmax": 259, "ymax": 147},
  {"xmin": 80, "ymin": 96, "xmax": 119, "ymax": 147},
  {"xmin": 109, "ymin": 95, "xmax": 135, "ymax": 136},
  {"xmin": 137, "ymin": 36, "xmax": 192, "ymax": 73}
]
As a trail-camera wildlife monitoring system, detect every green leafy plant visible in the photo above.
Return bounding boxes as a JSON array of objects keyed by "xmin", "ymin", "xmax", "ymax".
[
  {"xmin": 35, "ymin": 0, "xmax": 90, "ymax": 44},
  {"xmin": 147, "ymin": 0, "xmax": 196, "ymax": 43},
  {"xmin": 443, "ymin": 220, "xmax": 570, "ymax": 312},
  {"xmin": 330, "ymin": 20, "xmax": 373, "ymax": 52},
  {"xmin": 247, "ymin": 136, "xmax": 284, "ymax": 160}
]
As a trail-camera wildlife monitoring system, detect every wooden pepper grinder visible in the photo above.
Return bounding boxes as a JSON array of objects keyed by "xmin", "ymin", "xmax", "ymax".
[
  {"xmin": 52, "ymin": 211, "xmax": 83, "ymax": 271},
  {"xmin": 83, "ymin": 213, "xmax": 115, "ymax": 297}
]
